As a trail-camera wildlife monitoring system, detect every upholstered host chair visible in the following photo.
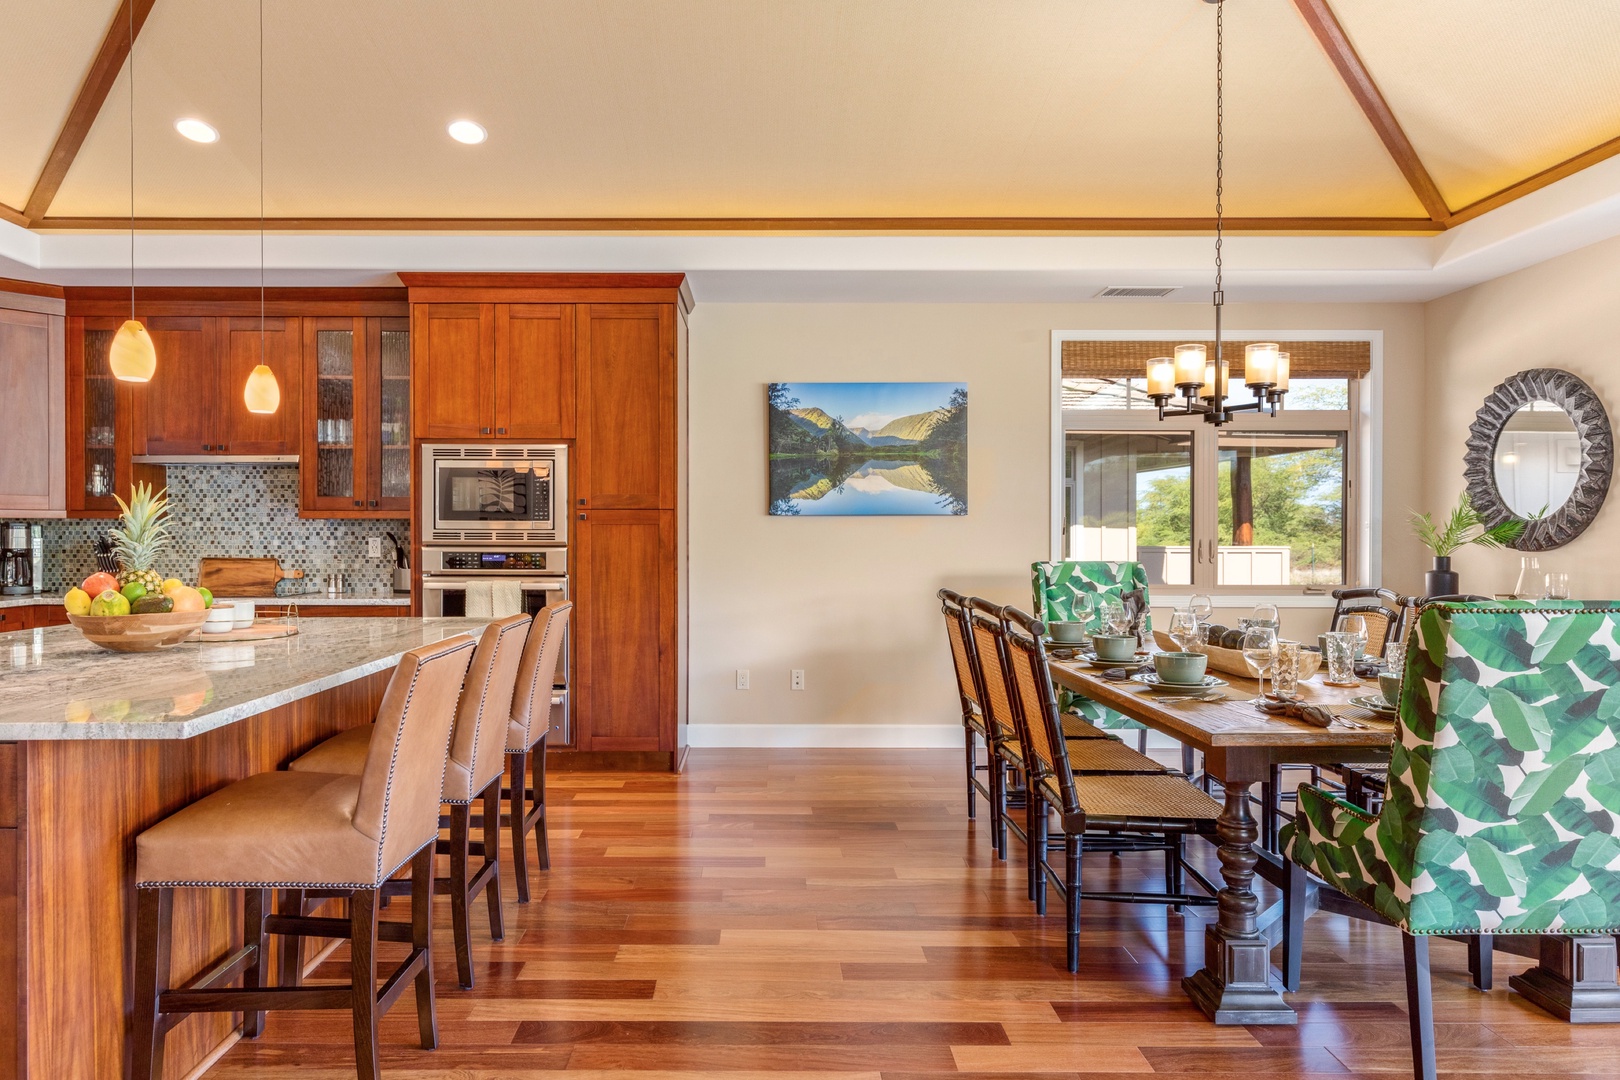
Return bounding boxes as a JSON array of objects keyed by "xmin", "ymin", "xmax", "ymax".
[
  {"xmin": 1281, "ymin": 602, "xmax": 1620, "ymax": 1080},
  {"xmin": 131, "ymin": 634, "xmax": 478, "ymax": 1080},
  {"xmin": 1031, "ymin": 561, "xmax": 1160, "ymax": 752},
  {"xmin": 289, "ymin": 613, "xmax": 532, "ymax": 987},
  {"xmin": 505, "ymin": 601, "xmax": 572, "ymax": 901}
]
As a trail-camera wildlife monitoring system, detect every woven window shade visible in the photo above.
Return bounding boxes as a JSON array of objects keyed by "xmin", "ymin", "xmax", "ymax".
[{"xmin": 1061, "ymin": 340, "xmax": 1370, "ymax": 381}]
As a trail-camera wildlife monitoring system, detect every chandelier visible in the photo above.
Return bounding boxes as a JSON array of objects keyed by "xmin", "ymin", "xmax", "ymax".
[{"xmin": 1146, "ymin": 0, "xmax": 1287, "ymax": 426}]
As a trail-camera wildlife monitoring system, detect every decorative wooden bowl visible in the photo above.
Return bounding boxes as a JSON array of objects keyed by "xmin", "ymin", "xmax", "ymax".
[
  {"xmin": 67, "ymin": 611, "xmax": 209, "ymax": 652},
  {"xmin": 1154, "ymin": 630, "xmax": 1323, "ymax": 680}
]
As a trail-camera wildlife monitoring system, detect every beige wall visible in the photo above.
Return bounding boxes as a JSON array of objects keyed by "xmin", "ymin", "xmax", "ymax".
[
  {"xmin": 1423, "ymin": 232, "xmax": 1620, "ymax": 599},
  {"xmin": 687, "ymin": 300, "xmax": 1426, "ymax": 740}
]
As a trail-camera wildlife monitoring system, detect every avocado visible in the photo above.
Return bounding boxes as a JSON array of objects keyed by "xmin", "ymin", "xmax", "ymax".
[{"xmin": 132, "ymin": 594, "xmax": 174, "ymax": 615}]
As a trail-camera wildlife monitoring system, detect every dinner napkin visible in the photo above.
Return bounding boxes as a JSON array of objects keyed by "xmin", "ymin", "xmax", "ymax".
[
  {"xmin": 1255, "ymin": 694, "xmax": 1335, "ymax": 728},
  {"xmin": 1100, "ymin": 664, "xmax": 1152, "ymax": 681}
]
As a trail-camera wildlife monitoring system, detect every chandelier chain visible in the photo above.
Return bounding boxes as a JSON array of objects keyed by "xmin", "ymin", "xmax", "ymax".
[
  {"xmin": 1213, "ymin": 0, "xmax": 1224, "ymax": 366},
  {"xmin": 128, "ymin": 0, "xmax": 135, "ymax": 321}
]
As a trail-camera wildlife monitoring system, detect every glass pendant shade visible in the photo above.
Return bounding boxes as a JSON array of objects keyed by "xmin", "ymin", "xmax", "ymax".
[
  {"xmin": 1274, "ymin": 351, "xmax": 1290, "ymax": 391},
  {"xmin": 1244, "ymin": 342, "xmax": 1279, "ymax": 387},
  {"xmin": 1173, "ymin": 344, "xmax": 1206, "ymax": 387},
  {"xmin": 109, "ymin": 319, "xmax": 157, "ymax": 382},
  {"xmin": 243, "ymin": 363, "xmax": 280, "ymax": 413},
  {"xmin": 1145, "ymin": 357, "xmax": 1176, "ymax": 397}
]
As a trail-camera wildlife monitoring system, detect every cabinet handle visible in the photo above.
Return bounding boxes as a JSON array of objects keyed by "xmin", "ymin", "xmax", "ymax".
[
  {"xmin": 354, "ymin": 500, "xmax": 363, "ymax": 507},
  {"xmin": 579, "ymin": 513, "xmax": 587, "ymax": 521},
  {"xmin": 480, "ymin": 427, "xmax": 491, "ymax": 435},
  {"xmin": 578, "ymin": 498, "xmax": 586, "ymax": 506},
  {"xmin": 369, "ymin": 500, "xmax": 378, "ymax": 507},
  {"xmin": 497, "ymin": 427, "xmax": 507, "ymax": 435}
]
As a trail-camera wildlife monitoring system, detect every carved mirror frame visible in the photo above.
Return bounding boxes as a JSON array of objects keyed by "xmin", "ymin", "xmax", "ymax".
[{"xmin": 1464, "ymin": 368, "xmax": 1613, "ymax": 551}]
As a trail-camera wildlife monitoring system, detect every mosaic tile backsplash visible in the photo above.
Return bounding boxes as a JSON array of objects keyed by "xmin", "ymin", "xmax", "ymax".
[{"xmin": 23, "ymin": 465, "xmax": 408, "ymax": 595}]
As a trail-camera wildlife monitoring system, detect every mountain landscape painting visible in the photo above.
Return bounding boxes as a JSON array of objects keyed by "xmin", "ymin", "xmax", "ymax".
[{"xmin": 767, "ymin": 382, "xmax": 967, "ymax": 516}]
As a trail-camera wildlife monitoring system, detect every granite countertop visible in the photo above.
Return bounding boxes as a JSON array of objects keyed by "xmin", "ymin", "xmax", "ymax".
[
  {"xmin": 0, "ymin": 617, "xmax": 486, "ymax": 740},
  {"xmin": 0, "ymin": 591, "xmax": 411, "ymax": 609}
]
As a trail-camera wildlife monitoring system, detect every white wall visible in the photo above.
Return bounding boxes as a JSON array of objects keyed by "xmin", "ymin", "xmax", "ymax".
[
  {"xmin": 687, "ymin": 300, "xmax": 1426, "ymax": 744},
  {"xmin": 1423, "ymin": 232, "xmax": 1620, "ymax": 598}
]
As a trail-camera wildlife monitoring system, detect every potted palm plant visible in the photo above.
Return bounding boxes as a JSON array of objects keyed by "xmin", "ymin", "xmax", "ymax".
[{"xmin": 1410, "ymin": 493, "xmax": 1526, "ymax": 596}]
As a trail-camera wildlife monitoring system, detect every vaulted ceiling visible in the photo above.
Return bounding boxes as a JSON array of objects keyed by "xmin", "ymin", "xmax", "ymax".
[{"xmin": 2, "ymin": 0, "xmax": 1618, "ymax": 233}]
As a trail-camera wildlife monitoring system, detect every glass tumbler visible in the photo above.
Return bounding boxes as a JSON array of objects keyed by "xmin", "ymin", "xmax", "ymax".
[
  {"xmin": 1544, "ymin": 572, "xmax": 1572, "ymax": 601},
  {"xmin": 1384, "ymin": 641, "xmax": 1407, "ymax": 675},
  {"xmin": 1274, "ymin": 640, "xmax": 1301, "ymax": 695},
  {"xmin": 1324, "ymin": 631, "xmax": 1360, "ymax": 685}
]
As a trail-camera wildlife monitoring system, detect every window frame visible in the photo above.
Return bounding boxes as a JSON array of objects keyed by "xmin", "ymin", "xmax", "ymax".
[{"xmin": 1049, "ymin": 330, "xmax": 1381, "ymax": 600}]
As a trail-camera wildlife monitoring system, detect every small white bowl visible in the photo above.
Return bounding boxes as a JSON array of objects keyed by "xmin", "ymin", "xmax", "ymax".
[
  {"xmin": 202, "ymin": 604, "xmax": 236, "ymax": 634},
  {"xmin": 231, "ymin": 599, "xmax": 256, "ymax": 629}
]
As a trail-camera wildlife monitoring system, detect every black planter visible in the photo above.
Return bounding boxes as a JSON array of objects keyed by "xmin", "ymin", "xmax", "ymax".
[{"xmin": 1425, "ymin": 556, "xmax": 1460, "ymax": 598}]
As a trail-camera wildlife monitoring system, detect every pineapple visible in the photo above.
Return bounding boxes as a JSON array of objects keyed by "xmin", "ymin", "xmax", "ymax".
[{"xmin": 112, "ymin": 482, "xmax": 172, "ymax": 595}]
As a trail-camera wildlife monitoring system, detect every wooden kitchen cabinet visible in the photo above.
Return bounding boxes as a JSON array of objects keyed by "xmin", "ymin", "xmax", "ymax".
[
  {"xmin": 572, "ymin": 509, "xmax": 676, "ymax": 752},
  {"xmin": 413, "ymin": 303, "xmax": 493, "ymax": 438},
  {"xmin": 64, "ymin": 316, "xmax": 162, "ymax": 517},
  {"xmin": 300, "ymin": 316, "xmax": 411, "ymax": 517},
  {"xmin": 0, "ymin": 303, "xmax": 65, "ymax": 517},
  {"xmin": 135, "ymin": 316, "xmax": 302, "ymax": 458},
  {"xmin": 575, "ymin": 303, "xmax": 676, "ymax": 510},
  {"xmin": 412, "ymin": 302, "xmax": 576, "ymax": 440}
]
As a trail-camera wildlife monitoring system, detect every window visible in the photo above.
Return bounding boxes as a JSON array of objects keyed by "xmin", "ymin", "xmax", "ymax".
[{"xmin": 1057, "ymin": 340, "xmax": 1367, "ymax": 593}]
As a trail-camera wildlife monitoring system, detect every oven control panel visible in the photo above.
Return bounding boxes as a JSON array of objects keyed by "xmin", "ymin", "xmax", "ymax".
[{"xmin": 439, "ymin": 550, "xmax": 551, "ymax": 571}]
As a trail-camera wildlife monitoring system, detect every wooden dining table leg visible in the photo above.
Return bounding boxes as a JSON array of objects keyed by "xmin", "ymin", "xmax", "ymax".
[{"xmin": 1181, "ymin": 765, "xmax": 1298, "ymax": 1025}]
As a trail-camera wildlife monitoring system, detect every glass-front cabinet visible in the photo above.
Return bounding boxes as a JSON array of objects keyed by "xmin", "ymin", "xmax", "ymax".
[
  {"xmin": 300, "ymin": 317, "xmax": 411, "ymax": 517},
  {"xmin": 65, "ymin": 317, "xmax": 129, "ymax": 516}
]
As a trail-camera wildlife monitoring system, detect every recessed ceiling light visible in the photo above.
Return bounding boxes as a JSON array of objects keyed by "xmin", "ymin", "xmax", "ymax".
[
  {"xmin": 447, "ymin": 119, "xmax": 487, "ymax": 145},
  {"xmin": 174, "ymin": 118, "xmax": 219, "ymax": 143}
]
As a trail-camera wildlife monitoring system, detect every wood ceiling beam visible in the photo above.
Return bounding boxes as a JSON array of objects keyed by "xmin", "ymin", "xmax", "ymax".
[
  {"xmin": 31, "ymin": 215, "xmax": 1443, "ymax": 234},
  {"xmin": 1446, "ymin": 133, "xmax": 1620, "ymax": 227},
  {"xmin": 20, "ymin": 0, "xmax": 159, "ymax": 226},
  {"xmin": 1291, "ymin": 0, "xmax": 1451, "ymax": 223},
  {"xmin": 0, "ymin": 202, "xmax": 29, "ymax": 228}
]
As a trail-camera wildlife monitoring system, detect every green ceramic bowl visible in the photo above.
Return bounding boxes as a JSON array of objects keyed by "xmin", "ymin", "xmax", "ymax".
[
  {"xmin": 1378, "ymin": 671, "xmax": 1402, "ymax": 707},
  {"xmin": 1092, "ymin": 635, "xmax": 1138, "ymax": 662},
  {"xmin": 1047, "ymin": 621, "xmax": 1090, "ymax": 644},
  {"xmin": 1153, "ymin": 651, "xmax": 1209, "ymax": 685}
]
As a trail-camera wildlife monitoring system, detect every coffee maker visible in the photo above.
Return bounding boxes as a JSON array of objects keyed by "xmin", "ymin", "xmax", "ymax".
[{"xmin": 1, "ymin": 522, "xmax": 33, "ymax": 595}]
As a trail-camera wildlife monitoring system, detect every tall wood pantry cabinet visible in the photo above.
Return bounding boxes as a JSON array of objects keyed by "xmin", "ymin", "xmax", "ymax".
[{"xmin": 402, "ymin": 274, "xmax": 689, "ymax": 769}]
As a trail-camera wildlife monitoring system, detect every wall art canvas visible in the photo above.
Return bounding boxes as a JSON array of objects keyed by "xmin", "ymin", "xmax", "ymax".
[{"xmin": 767, "ymin": 381, "xmax": 967, "ymax": 516}]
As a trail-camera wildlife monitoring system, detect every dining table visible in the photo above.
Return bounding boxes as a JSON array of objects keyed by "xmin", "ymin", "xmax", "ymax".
[{"xmin": 1048, "ymin": 652, "xmax": 1393, "ymax": 1027}]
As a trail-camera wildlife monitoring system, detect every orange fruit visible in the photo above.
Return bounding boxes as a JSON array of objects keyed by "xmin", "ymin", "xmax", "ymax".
[{"xmin": 168, "ymin": 586, "xmax": 206, "ymax": 613}]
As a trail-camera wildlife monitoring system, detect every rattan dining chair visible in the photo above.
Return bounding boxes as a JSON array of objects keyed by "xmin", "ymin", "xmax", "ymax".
[
  {"xmin": 1000, "ymin": 605, "xmax": 1222, "ymax": 971},
  {"xmin": 940, "ymin": 589, "xmax": 995, "ymax": 826}
]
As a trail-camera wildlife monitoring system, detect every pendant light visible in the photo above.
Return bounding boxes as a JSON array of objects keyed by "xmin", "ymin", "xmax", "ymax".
[
  {"xmin": 243, "ymin": 0, "xmax": 280, "ymax": 414},
  {"xmin": 1145, "ymin": 0, "xmax": 1286, "ymax": 426},
  {"xmin": 110, "ymin": 0, "xmax": 156, "ymax": 383}
]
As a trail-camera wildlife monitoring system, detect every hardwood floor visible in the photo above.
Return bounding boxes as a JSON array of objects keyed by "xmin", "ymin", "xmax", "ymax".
[{"xmin": 209, "ymin": 749, "xmax": 1620, "ymax": 1078}]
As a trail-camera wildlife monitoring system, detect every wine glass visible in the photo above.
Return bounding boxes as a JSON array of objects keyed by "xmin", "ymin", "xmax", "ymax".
[
  {"xmin": 1071, "ymin": 592, "xmax": 1096, "ymax": 632},
  {"xmin": 1339, "ymin": 614, "xmax": 1368, "ymax": 659},
  {"xmin": 1188, "ymin": 593, "xmax": 1214, "ymax": 626},
  {"xmin": 1251, "ymin": 602, "xmax": 1279, "ymax": 629},
  {"xmin": 1243, "ymin": 626, "xmax": 1279, "ymax": 696},
  {"xmin": 1167, "ymin": 610, "xmax": 1200, "ymax": 652},
  {"xmin": 1099, "ymin": 597, "xmax": 1130, "ymax": 636}
]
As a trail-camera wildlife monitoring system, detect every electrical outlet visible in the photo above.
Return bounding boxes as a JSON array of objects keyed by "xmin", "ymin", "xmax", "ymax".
[
  {"xmin": 367, "ymin": 537, "xmax": 383, "ymax": 558},
  {"xmin": 791, "ymin": 669, "xmax": 805, "ymax": 691},
  {"xmin": 736, "ymin": 669, "xmax": 750, "ymax": 690}
]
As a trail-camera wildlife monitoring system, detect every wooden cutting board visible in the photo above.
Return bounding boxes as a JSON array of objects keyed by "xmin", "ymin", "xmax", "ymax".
[{"xmin": 197, "ymin": 558, "xmax": 305, "ymax": 598}]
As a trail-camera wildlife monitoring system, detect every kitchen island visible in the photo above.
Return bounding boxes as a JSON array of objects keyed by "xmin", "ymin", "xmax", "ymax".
[{"xmin": 0, "ymin": 617, "xmax": 485, "ymax": 1080}]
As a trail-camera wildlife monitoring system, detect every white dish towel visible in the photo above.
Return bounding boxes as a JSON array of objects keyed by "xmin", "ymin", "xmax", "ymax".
[
  {"xmin": 465, "ymin": 581, "xmax": 495, "ymax": 618},
  {"xmin": 490, "ymin": 581, "xmax": 523, "ymax": 619}
]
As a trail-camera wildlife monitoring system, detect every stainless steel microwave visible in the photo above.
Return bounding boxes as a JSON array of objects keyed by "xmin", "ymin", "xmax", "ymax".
[{"xmin": 422, "ymin": 444, "xmax": 567, "ymax": 543}]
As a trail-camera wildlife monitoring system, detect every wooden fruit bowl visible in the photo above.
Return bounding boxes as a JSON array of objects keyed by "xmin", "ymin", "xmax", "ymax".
[{"xmin": 67, "ymin": 611, "xmax": 208, "ymax": 652}]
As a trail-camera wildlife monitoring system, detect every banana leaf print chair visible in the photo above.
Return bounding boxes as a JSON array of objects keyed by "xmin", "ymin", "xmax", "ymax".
[
  {"xmin": 1281, "ymin": 602, "xmax": 1620, "ymax": 1080},
  {"xmin": 1034, "ymin": 560, "xmax": 1200, "ymax": 773}
]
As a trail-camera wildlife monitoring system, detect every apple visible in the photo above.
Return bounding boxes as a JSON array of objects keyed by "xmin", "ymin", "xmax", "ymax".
[{"xmin": 82, "ymin": 572, "xmax": 119, "ymax": 598}]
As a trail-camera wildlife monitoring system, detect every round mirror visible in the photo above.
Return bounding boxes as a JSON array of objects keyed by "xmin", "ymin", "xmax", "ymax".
[
  {"xmin": 1465, "ymin": 369, "xmax": 1613, "ymax": 551},
  {"xmin": 1492, "ymin": 399, "xmax": 1580, "ymax": 517}
]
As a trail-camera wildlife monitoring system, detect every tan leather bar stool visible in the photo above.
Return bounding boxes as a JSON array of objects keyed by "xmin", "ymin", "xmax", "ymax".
[
  {"xmin": 505, "ymin": 601, "xmax": 571, "ymax": 901},
  {"xmin": 287, "ymin": 613, "xmax": 530, "ymax": 987},
  {"xmin": 130, "ymin": 634, "xmax": 478, "ymax": 1080}
]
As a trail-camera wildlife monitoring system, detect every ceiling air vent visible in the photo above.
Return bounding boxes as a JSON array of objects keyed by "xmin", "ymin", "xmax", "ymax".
[{"xmin": 1096, "ymin": 285, "xmax": 1181, "ymax": 299}]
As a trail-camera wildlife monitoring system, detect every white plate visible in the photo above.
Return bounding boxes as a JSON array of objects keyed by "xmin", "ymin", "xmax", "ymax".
[
  {"xmin": 1131, "ymin": 672, "xmax": 1228, "ymax": 694},
  {"xmin": 1350, "ymin": 694, "xmax": 1398, "ymax": 717}
]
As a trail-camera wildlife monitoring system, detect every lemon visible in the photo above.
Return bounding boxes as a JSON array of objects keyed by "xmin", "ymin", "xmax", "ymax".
[
  {"xmin": 64, "ymin": 588, "xmax": 92, "ymax": 616},
  {"xmin": 161, "ymin": 578, "xmax": 184, "ymax": 595}
]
